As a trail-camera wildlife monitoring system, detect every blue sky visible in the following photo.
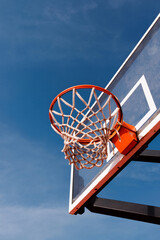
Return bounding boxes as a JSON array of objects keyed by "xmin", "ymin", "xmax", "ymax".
[{"xmin": 0, "ymin": 0, "xmax": 160, "ymax": 239}]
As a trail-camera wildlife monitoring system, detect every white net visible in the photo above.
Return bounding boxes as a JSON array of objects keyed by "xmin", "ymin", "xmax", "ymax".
[
  {"xmin": 49, "ymin": 86, "xmax": 120, "ymax": 170},
  {"xmin": 62, "ymin": 136, "xmax": 109, "ymax": 170}
]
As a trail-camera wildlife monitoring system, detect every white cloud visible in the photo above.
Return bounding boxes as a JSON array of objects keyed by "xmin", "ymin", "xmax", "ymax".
[
  {"xmin": 0, "ymin": 1, "xmax": 98, "ymax": 65},
  {"xmin": 108, "ymin": 0, "xmax": 134, "ymax": 9},
  {"xmin": 128, "ymin": 164, "xmax": 160, "ymax": 182},
  {"xmin": 118, "ymin": 161, "xmax": 160, "ymax": 182},
  {"xmin": 0, "ymin": 205, "xmax": 159, "ymax": 240},
  {"xmin": 0, "ymin": 122, "xmax": 69, "ymax": 206},
  {"xmin": 44, "ymin": 1, "xmax": 98, "ymax": 24},
  {"xmin": 0, "ymin": 206, "xmax": 70, "ymax": 240}
]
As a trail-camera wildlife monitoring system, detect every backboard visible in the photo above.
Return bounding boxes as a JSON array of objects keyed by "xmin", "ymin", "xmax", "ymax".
[{"xmin": 69, "ymin": 14, "xmax": 160, "ymax": 214}]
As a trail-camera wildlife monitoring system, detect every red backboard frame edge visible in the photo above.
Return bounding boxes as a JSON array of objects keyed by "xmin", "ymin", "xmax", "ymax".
[{"xmin": 69, "ymin": 118, "xmax": 160, "ymax": 214}]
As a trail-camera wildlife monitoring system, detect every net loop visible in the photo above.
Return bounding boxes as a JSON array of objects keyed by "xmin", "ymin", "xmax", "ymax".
[{"xmin": 49, "ymin": 85, "xmax": 123, "ymax": 170}]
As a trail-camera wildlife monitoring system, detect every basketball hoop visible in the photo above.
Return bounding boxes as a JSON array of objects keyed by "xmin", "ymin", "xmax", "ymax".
[{"xmin": 49, "ymin": 85, "xmax": 137, "ymax": 170}]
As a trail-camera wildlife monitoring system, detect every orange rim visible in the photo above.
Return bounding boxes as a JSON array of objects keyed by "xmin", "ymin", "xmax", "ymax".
[{"xmin": 49, "ymin": 85, "xmax": 123, "ymax": 143}]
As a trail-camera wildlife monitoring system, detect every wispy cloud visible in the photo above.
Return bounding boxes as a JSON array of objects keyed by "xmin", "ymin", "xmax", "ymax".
[
  {"xmin": 128, "ymin": 163, "xmax": 160, "ymax": 182},
  {"xmin": 44, "ymin": 1, "xmax": 98, "ymax": 24},
  {"xmin": 0, "ymin": 122, "xmax": 69, "ymax": 206},
  {"xmin": 118, "ymin": 161, "xmax": 160, "ymax": 182},
  {"xmin": 0, "ymin": 206, "xmax": 70, "ymax": 240},
  {"xmin": 108, "ymin": 0, "xmax": 134, "ymax": 9},
  {"xmin": 0, "ymin": 0, "xmax": 121, "ymax": 65},
  {"xmin": 0, "ymin": 205, "xmax": 159, "ymax": 240}
]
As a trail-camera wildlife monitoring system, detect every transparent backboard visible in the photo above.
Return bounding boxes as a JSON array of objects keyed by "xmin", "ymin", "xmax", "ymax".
[{"xmin": 69, "ymin": 14, "xmax": 160, "ymax": 214}]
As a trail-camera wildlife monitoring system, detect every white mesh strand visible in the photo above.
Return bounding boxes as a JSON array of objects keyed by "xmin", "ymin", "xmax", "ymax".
[{"xmin": 50, "ymin": 87, "xmax": 119, "ymax": 170}]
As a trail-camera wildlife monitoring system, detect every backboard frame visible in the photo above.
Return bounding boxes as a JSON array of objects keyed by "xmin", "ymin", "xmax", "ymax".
[{"xmin": 69, "ymin": 14, "xmax": 160, "ymax": 215}]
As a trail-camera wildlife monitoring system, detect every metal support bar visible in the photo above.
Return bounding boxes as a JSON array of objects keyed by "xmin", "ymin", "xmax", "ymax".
[
  {"xmin": 86, "ymin": 197, "xmax": 160, "ymax": 225},
  {"xmin": 132, "ymin": 149, "xmax": 160, "ymax": 163},
  {"xmin": 83, "ymin": 150, "xmax": 160, "ymax": 222}
]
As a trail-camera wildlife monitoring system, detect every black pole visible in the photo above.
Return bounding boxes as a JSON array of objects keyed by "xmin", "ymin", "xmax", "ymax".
[
  {"xmin": 86, "ymin": 197, "xmax": 160, "ymax": 225},
  {"xmin": 132, "ymin": 149, "xmax": 160, "ymax": 163}
]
